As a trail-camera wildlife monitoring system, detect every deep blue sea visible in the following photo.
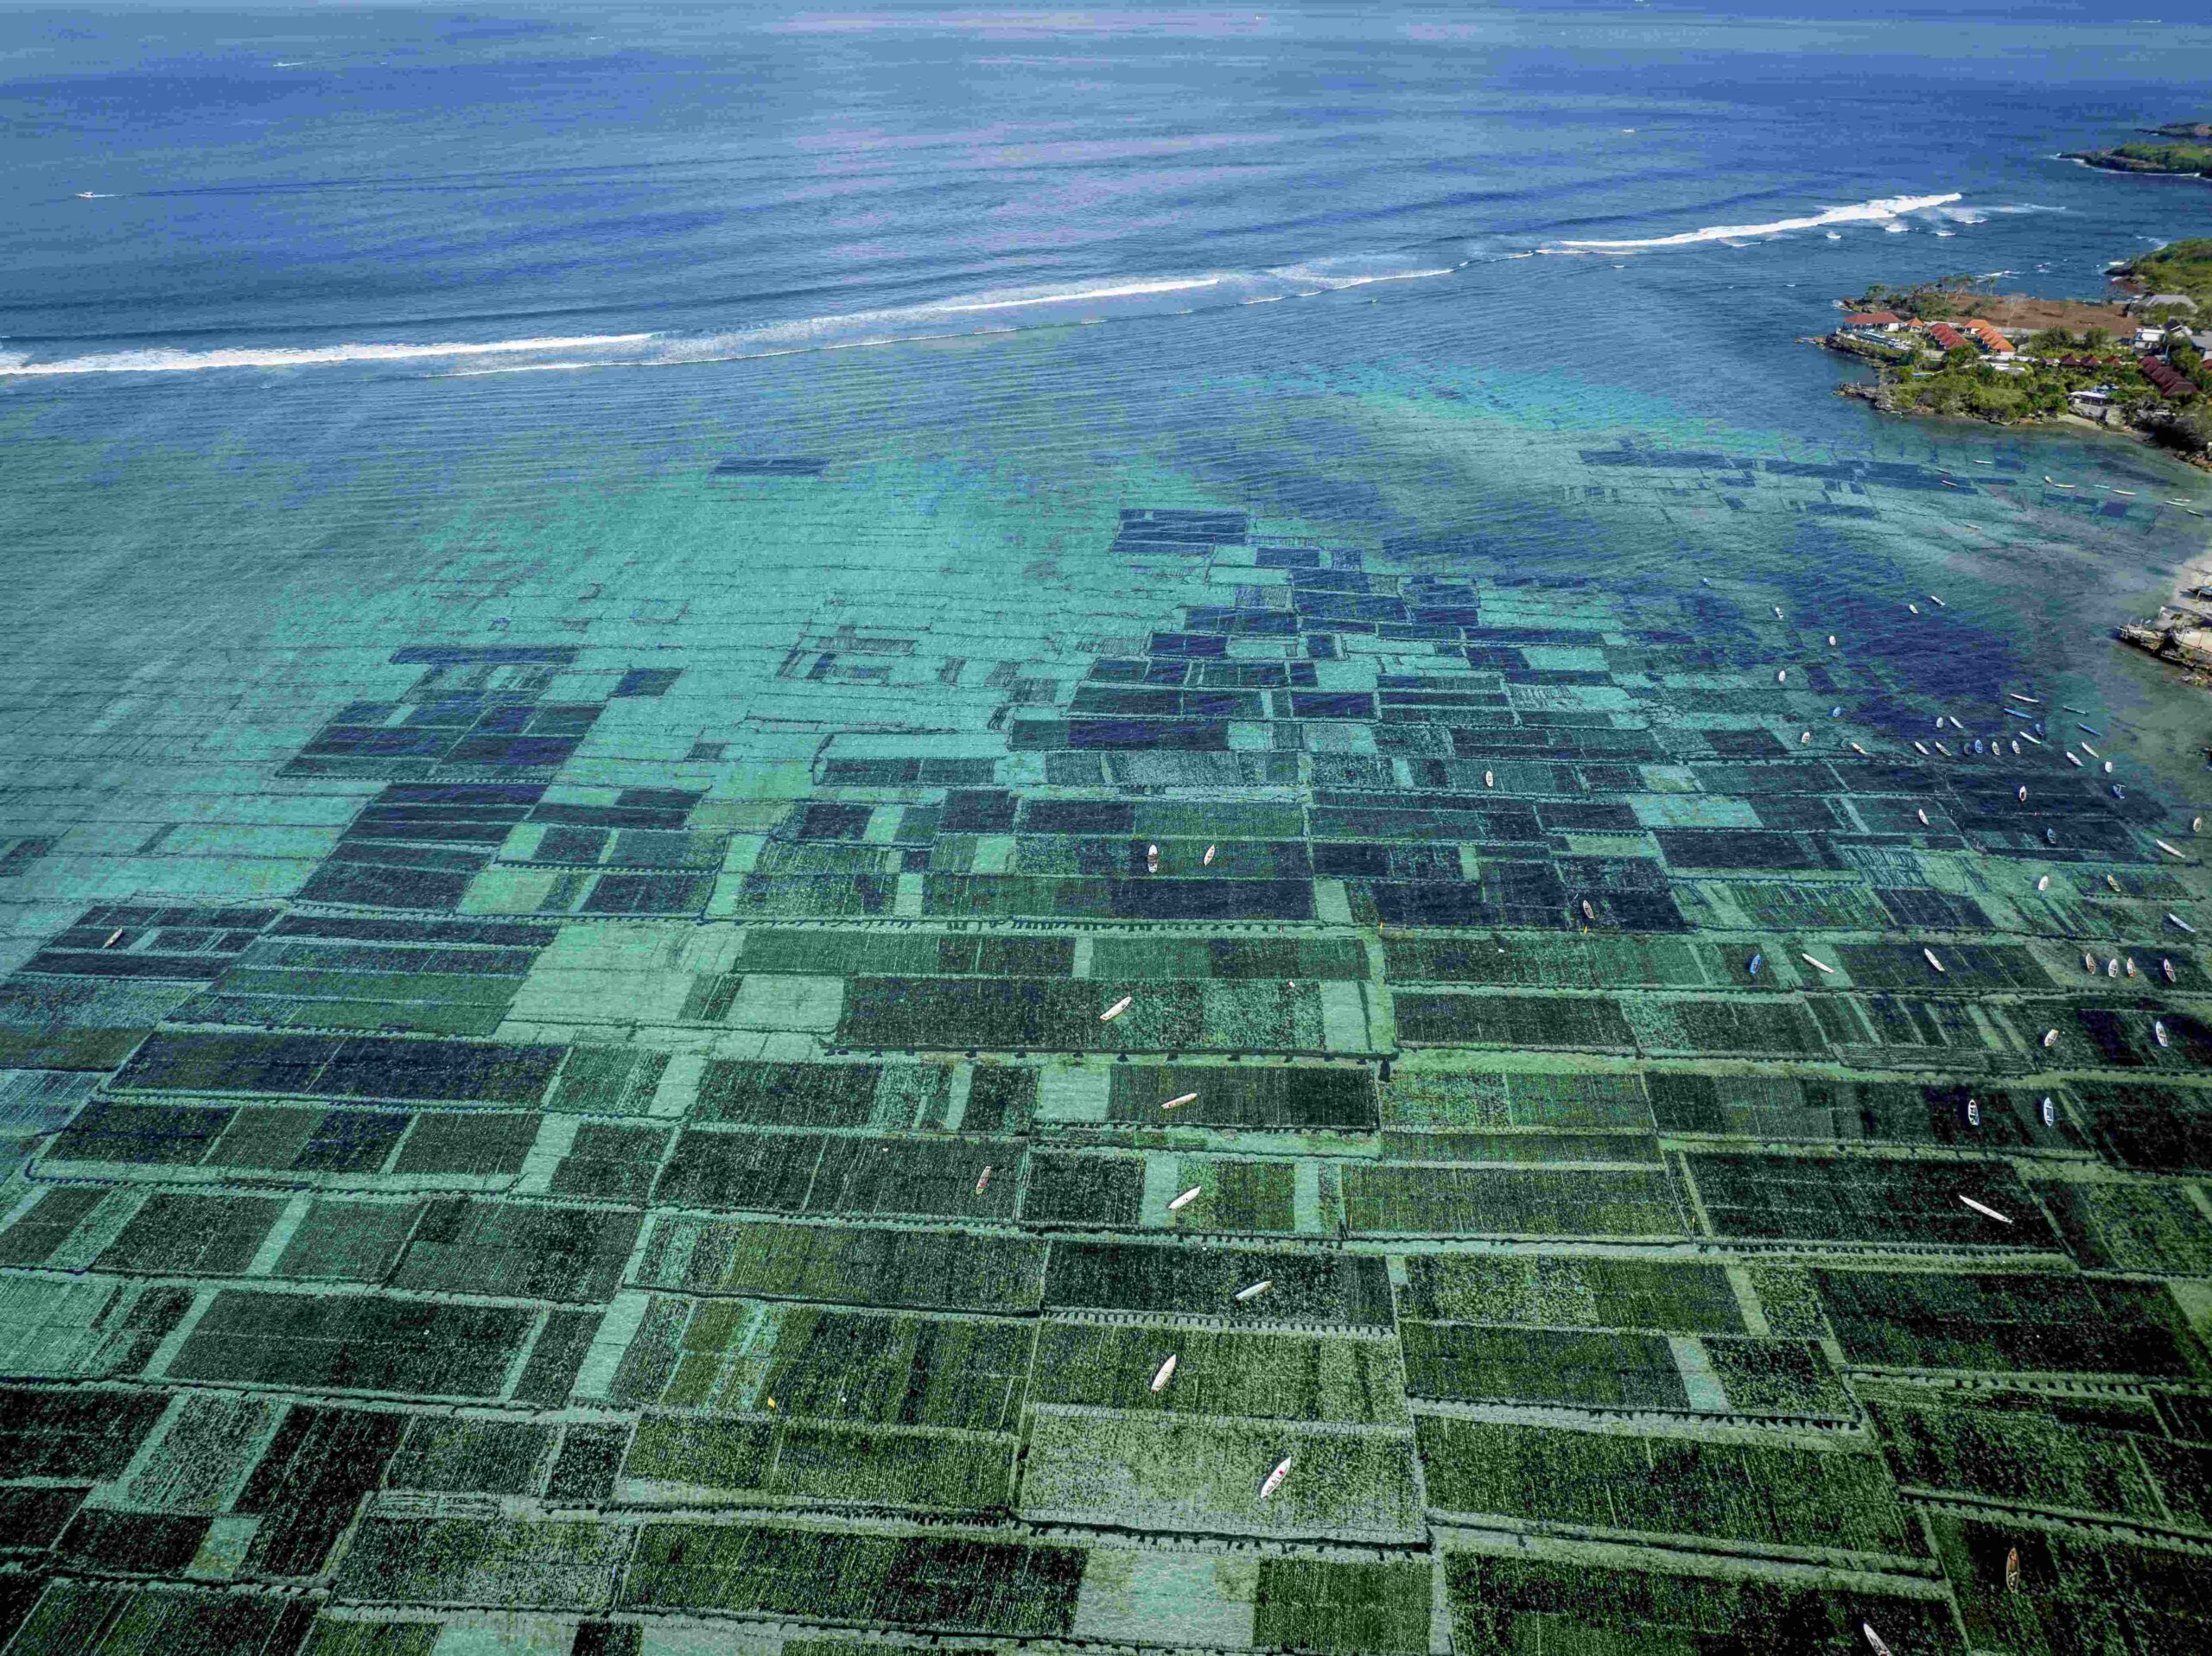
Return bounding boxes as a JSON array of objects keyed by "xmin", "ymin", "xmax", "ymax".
[{"xmin": 4, "ymin": 1, "xmax": 2212, "ymax": 803}]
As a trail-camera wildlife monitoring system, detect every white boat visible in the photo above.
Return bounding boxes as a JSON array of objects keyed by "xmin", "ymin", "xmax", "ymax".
[
  {"xmin": 1259, "ymin": 1456, "xmax": 1294, "ymax": 1500},
  {"xmin": 1923, "ymin": 947, "xmax": 1945, "ymax": 973},
  {"xmin": 1151, "ymin": 1354, "xmax": 1179, "ymax": 1393},
  {"xmin": 1960, "ymin": 1195, "xmax": 2012, "ymax": 1224},
  {"xmin": 1168, "ymin": 1186, "xmax": 1202, "ymax": 1212},
  {"xmin": 1102, "ymin": 995, "xmax": 1133, "ymax": 1021},
  {"xmin": 1234, "ymin": 1279, "xmax": 1274, "ymax": 1302},
  {"xmin": 1160, "ymin": 1091, "xmax": 1198, "ymax": 1111}
]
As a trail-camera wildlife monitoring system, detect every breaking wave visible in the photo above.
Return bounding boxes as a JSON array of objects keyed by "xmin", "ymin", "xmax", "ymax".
[
  {"xmin": 0, "ymin": 253, "xmax": 1459, "ymax": 379},
  {"xmin": 1543, "ymin": 191, "xmax": 1962, "ymax": 252}
]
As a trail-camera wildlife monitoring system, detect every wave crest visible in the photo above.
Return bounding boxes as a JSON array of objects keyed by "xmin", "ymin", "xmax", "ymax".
[{"xmin": 1545, "ymin": 192, "xmax": 1962, "ymax": 253}]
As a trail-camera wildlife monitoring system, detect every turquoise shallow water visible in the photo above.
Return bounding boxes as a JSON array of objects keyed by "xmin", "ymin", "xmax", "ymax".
[{"xmin": 10, "ymin": 5, "xmax": 2212, "ymax": 1653}]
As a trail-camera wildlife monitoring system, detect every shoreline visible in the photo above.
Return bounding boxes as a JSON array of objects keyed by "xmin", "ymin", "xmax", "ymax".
[{"xmin": 1825, "ymin": 356, "xmax": 2212, "ymax": 473}]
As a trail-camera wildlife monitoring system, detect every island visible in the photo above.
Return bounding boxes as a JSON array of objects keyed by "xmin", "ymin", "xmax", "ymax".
[
  {"xmin": 2063, "ymin": 119, "xmax": 2212, "ymax": 178},
  {"xmin": 1817, "ymin": 240, "xmax": 2212, "ymax": 460}
]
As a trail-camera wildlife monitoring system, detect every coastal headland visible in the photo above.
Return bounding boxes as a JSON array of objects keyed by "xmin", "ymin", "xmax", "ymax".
[
  {"xmin": 2063, "ymin": 119, "xmax": 2212, "ymax": 179},
  {"xmin": 1816, "ymin": 240, "xmax": 2212, "ymax": 462}
]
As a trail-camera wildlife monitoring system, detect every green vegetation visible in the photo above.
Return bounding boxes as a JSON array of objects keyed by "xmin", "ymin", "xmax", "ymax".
[
  {"xmin": 2121, "ymin": 237, "xmax": 2212, "ymax": 309},
  {"xmin": 1845, "ymin": 273, "xmax": 1991, "ymax": 320},
  {"xmin": 2073, "ymin": 141, "xmax": 2212, "ymax": 178},
  {"xmin": 1415, "ymin": 1416, "xmax": 1925, "ymax": 1558},
  {"xmin": 1885, "ymin": 343, "xmax": 2145, "ymax": 422}
]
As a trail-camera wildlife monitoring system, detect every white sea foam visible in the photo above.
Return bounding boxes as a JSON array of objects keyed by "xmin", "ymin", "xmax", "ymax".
[
  {"xmin": 3, "ymin": 251, "xmax": 1459, "ymax": 378},
  {"xmin": 1547, "ymin": 191, "xmax": 1961, "ymax": 252},
  {"xmin": 923, "ymin": 275, "xmax": 1222, "ymax": 314},
  {"xmin": 0, "ymin": 333, "xmax": 654, "ymax": 376}
]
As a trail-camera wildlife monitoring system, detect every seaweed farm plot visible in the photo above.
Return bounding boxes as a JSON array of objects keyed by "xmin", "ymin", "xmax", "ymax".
[{"xmin": 3, "ymin": 507, "xmax": 2212, "ymax": 1654}]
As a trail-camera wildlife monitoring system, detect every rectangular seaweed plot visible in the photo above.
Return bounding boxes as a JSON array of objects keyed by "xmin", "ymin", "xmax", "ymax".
[
  {"xmin": 1416, "ymin": 1417, "xmax": 1923, "ymax": 1560},
  {"xmin": 1344, "ymin": 1164, "xmax": 1683, "ymax": 1238},
  {"xmin": 1402, "ymin": 1323, "xmax": 1690, "ymax": 1410},
  {"xmin": 1029, "ymin": 1323, "xmax": 1408, "ymax": 1424},
  {"xmin": 2044, "ymin": 1180, "xmax": 2212, "ymax": 1276},
  {"xmin": 1814, "ymin": 1269, "xmax": 2212, "ymax": 1378},
  {"xmin": 1104, "ymin": 1064, "xmax": 1378, "ymax": 1131},
  {"xmin": 626, "ymin": 1417, "xmax": 1016, "ymax": 1513},
  {"xmin": 1020, "ymin": 1412, "xmax": 1423, "ymax": 1542},
  {"xmin": 1686, "ymin": 1152, "xmax": 2057, "ymax": 1248},
  {"xmin": 1395, "ymin": 993, "xmax": 1635, "ymax": 1051},
  {"xmin": 836, "ymin": 977, "xmax": 1107, "ymax": 1050},
  {"xmin": 0, "ymin": 1386, "xmax": 173, "ymax": 1480},
  {"xmin": 759, "ymin": 1309, "xmax": 1033, "ymax": 1432},
  {"xmin": 1932, "ymin": 1512, "xmax": 2212, "ymax": 1656},
  {"xmin": 167, "ymin": 1290, "xmax": 534, "ymax": 1398},
  {"xmin": 1864, "ymin": 1387, "xmax": 2172, "ymax": 1525},
  {"xmin": 1443, "ymin": 1549, "xmax": 1964, "ymax": 1656},
  {"xmin": 391, "ymin": 1199, "xmax": 642, "ymax": 1303},
  {"xmin": 1254, "ymin": 1559, "xmax": 1434, "ymax": 1656},
  {"xmin": 112, "ymin": 1030, "xmax": 563, "ymax": 1105},
  {"xmin": 1043, "ymin": 1240, "xmax": 1395, "ymax": 1327},
  {"xmin": 652, "ymin": 1130, "xmax": 1021, "ymax": 1221},
  {"xmin": 2068, "ymin": 1080, "xmax": 2212, "ymax": 1174},
  {"xmin": 334, "ymin": 1516, "xmax": 632, "ymax": 1609},
  {"xmin": 637, "ymin": 1218, "xmax": 1044, "ymax": 1312},
  {"xmin": 1400, "ymin": 1254, "xmax": 1744, "ymax": 1332},
  {"xmin": 620, "ymin": 1522, "xmax": 1085, "ymax": 1638}
]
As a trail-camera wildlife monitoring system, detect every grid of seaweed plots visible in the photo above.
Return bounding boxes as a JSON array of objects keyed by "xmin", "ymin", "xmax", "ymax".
[{"xmin": 1, "ymin": 503, "xmax": 2211, "ymax": 1656}]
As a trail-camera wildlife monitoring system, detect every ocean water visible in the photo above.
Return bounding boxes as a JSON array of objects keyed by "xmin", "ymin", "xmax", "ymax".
[
  {"xmin": 10, "ymin": 3, "xmax": 2212, "ymax": 1647},
  {"xmin": 5, "ymin": 2, "xmax": 2212, "ymax": 802}
]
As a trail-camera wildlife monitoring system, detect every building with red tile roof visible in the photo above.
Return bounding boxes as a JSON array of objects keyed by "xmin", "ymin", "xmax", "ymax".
[
  {"xmin": 1926, "ymin": 323, "xmax": 1970, "ymax": 352},
  {"xmin": 1961, "ymin": 318, "xmax": 2012, "ymax": 353},
  {"xmin": 2142, "ymin": 358, "xmax": 2197, "ymax": 400}
]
